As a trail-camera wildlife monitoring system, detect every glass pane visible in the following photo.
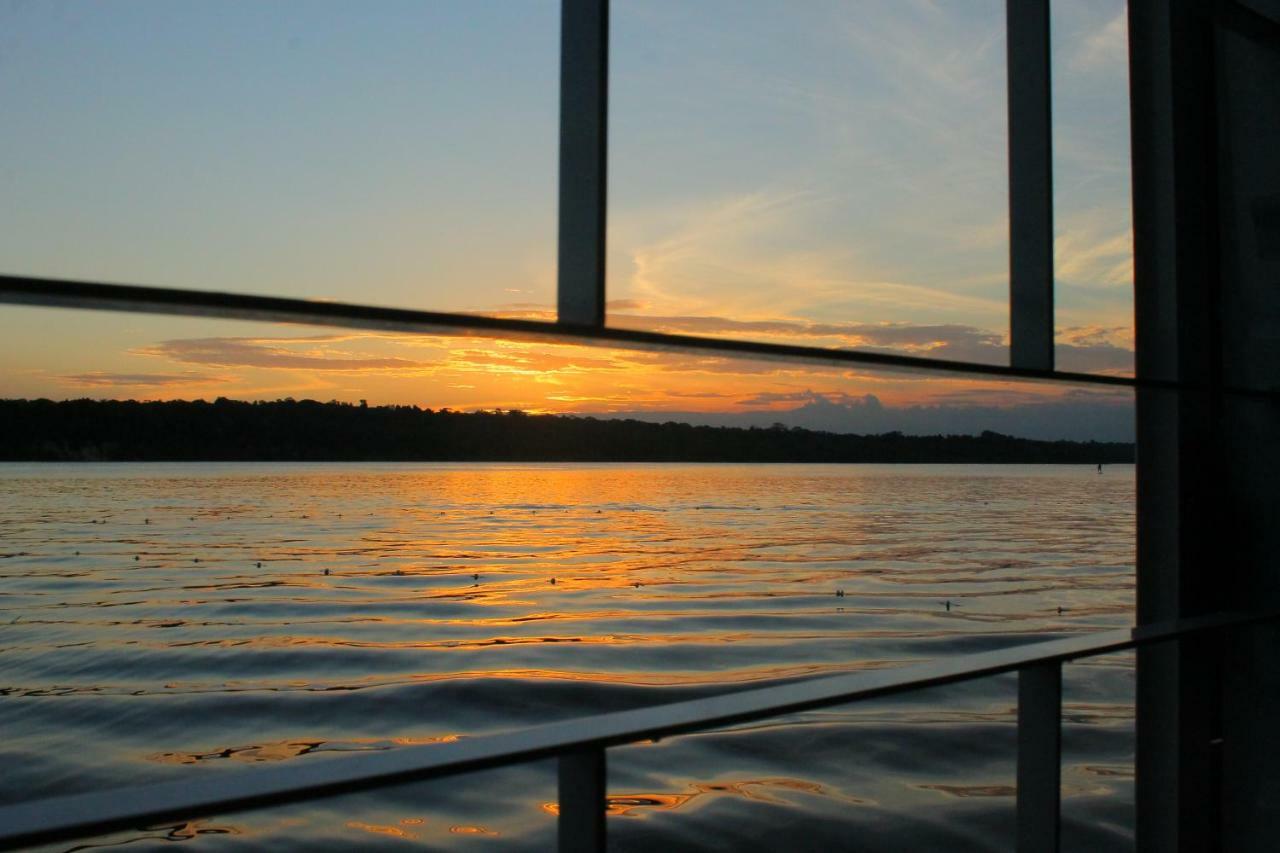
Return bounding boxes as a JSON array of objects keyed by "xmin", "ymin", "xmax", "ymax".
[
  {"xmin": 1061, "ymin": 653, "xmax": 1136, "ymax": 852},
  {"xmin": 2, "ymin": 306, "xmax": 1133, "ymax": 847},
  {"xmin": 0, "ymin": 306, "xmax": 1130, "ymax": 443},
  {"xmin": 1051, "ymin": 0, "xmax": 1134, "ymax": 376},
  {"xmin": 0, "ymin": 1, "xmax": 558, "ymax": 315},
  {"xmin": 608, "ymin": 0, "xmax": 1010, "ymax": 365}
]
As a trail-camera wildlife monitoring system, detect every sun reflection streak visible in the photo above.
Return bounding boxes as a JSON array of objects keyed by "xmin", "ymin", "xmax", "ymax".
[{"xmin": 542, "ymin": 776, "xmax": 869, "ymax": 819}]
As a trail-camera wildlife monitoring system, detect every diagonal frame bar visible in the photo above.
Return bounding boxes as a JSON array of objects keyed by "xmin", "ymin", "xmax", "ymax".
[
  {"xmin": 0, "ymin": 611, "xmax": 1271, "ymax": 852},
  {"xmin": 1, "ymin": 273, "xmax": 1216, "ymax": 394}
]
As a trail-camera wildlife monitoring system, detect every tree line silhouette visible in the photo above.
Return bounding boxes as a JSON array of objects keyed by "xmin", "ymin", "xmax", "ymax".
[{"xmin": 0, "ymin": 398, "xmax": 1134, "ymax": 463}]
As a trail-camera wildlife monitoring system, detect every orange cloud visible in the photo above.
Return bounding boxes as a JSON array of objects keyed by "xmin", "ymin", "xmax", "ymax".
[
  {"xmin": 133, "ymin": 337, "xmax": 433, "ymax": 372},
  {"xmin": 59, "ymin": 371, "xmax": 234, "ymax": 388},
  {"xmin": 19, "ymin": 306, "xmax": 1134, "ymax": 424}
]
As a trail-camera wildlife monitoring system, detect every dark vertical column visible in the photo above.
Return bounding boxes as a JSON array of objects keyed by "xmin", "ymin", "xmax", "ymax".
[
  {"xmin": 1213, "ymin": 4, "xmax": 1280, "ymax": 850},
  {"xmin": 1128, "ymin": 1, "xmax": 1227, "ymax": 850},
  {"xmin": 1016, "ymin": 662, "xmax": 1062, "ymax": 853},
  {"xmin": 558, "ymin": 749, "xmax": 607, "ymax": 853},
  {"xmin": 1007, "ymin": 0, "xmax": 1055, "ymax": 370},
  {"xmin": 557, "ymin": 0, "xmax": 609, "ymax": 327}
]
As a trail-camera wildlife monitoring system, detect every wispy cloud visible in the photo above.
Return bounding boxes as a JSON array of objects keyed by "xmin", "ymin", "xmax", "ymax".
[
  {"xmin": 608, "ymin": 2, "xmax": 1014, "ymax": 330},
  {"xmin": 1070, "ymin": 9, "xmax": 1128, "ymax": 73},
  {"xmin": 1056, "ymin": 221, "xmax": 1133, "ymax": 288},
  {"xmin": 134, "ymin": 337, "xmax": 432, "ymax": 372},
  {"xmin": 58, "ymin": 372, "xmax": 233, "ymax": 388}
]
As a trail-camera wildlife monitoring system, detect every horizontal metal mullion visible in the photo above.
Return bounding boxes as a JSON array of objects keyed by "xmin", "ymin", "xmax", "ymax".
[
  {"xmin": 0, "ymin": 274, "xmax": 1177, "ymax": 391},
  {"xmin": 0, "ymin": 610, "xmax": 1270, "ymax": 851}
]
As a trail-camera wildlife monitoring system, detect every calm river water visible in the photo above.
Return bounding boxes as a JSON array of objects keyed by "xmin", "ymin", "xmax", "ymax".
[{"xmin": 0, "ymin": 463, "xmax": 1135, "ymax": 851}]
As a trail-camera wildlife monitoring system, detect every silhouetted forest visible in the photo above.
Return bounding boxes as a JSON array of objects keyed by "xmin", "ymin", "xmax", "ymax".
[{"xmin": 0, "ymin": 398, "xmax": 1134, "ymax": 463}]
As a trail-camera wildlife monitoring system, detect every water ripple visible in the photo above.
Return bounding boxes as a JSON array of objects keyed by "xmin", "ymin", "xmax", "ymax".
[{"xmin": 0, "ymin": 462, "xmax": 1135, "ymax": 851}]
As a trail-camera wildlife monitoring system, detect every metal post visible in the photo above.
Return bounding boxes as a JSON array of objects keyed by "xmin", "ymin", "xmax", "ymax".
[
  {"xmin": 1128, "ymin": 1, "xmax": 1227, "ymax": 849},
  {"xmin": 1006, "ymin": 0, "xmax": 1054, "ymax": 370},
  {"xmin": 557, "ymin": 0, "xmax": 609, "ymax": 327},
  {"xmin": 1017, "ymin": 662, "xmax": 1061, "ymax": 853},
  {"xmin": 558, "ymin": 748, "xmax": 607, "ymax": 853}
]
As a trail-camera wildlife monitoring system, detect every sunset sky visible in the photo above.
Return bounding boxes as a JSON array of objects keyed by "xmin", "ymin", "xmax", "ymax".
[{"xmin": 0, "ymin": 1, "xmax": 1135, "ymax": 438}]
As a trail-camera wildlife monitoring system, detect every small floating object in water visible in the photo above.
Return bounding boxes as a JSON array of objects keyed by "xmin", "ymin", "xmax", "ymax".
[
  {"xmin": 633, "ymin": 582, "xmax": 642, "ymax": 588},
  {"xmin": 256, "ymin": 562, "xmax": 262, "ymax": 568},
  {"xmin": 1057, "ymin": 606, "xmax": 1067, "ymax": 614},
  {"xmin": 394, "ymin": 569, "xmax": 404, "ymax": 576},
  {"xmin": 193, "ymin": 558, "xmax": 200, "ymax": 563},
  {"xmin": 301, "ymin": 514, "xmax": 309, "ymax": 519},
  {"xmin": 134, "ymin": 556, "xmax": 140, "ymax": 561},
  {"xmin": 323, "ymin": 568, "xmax": 330, "ymax": 576},
  {"xmin": 473, "ymin": 573, "xmax": 479, "ymax": 581},
  {"xmin": 835, "ymin": 589, "xmax": 845, "ymax": 598},
  {"xmin": 74, "ymin": 551, "xmax": 80, "ymax": 556},
  {"xmin": 595, "ymin": 509, "xmax": 602, "ymax": 514},
  {"xmin": 144, "ymin": 518, "xmax": 150, "ymax": 524},
  {"xmin": 945, "ymin": 600, "xmax": 951, "ymax": 611},
  {"xmin": 550, "ymin": 577, "xmax": 557, "ymax": 585}
]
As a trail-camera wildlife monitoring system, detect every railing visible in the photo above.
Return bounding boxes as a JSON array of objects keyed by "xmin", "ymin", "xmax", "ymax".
[{"xmin": 0, "ymin": 610, "xmax": 1271, "ymax": 853}]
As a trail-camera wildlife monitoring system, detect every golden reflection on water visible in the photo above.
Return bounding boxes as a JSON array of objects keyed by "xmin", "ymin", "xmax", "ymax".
[
  {"xmin": 448, "ymin": 824, "xmax": 499, "ymax": 836},
  {"xmin": 148, "ymin": 735, "xmax": 459, "ymax": 765},
  {"xmin": 0, "ymin": 463, "xmax": 1137, "ymax": 849},
  {"xmin": 345, "ymin": 819, "xmax": 423, "ymax": 840},
  {"xmin": 542, "ymin": 776, "xmax": 868, "ymax": 819},
  {"xmin": 917, "ymin": 783, "xmax": 1017, "ymax": 798}
]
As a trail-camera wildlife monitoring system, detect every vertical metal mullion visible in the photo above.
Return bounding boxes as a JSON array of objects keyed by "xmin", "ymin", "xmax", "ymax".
[
  {"xmin": 557, "ymin": 0, "xmax": 609, "ymax": 327},
  {"xmin": 1130, "ymin": 1, "xmax": 1228, "ymax": 848},
  {"xmin": 558, "ymin": 748, "xmax": 607, "ymax": 853},
  {"xmin": 1007, "ymin": 0, "xmax": 1055, "ymax": 370},
  {"xmin": 1017, "ymin": 662, "xmax": 1062, "ymax": 853}
]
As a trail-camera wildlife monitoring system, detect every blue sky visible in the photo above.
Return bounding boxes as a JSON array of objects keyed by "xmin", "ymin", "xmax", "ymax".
[{"xmin": 0, "ymin": 1, "xmax": 1135, "ymax": 438}]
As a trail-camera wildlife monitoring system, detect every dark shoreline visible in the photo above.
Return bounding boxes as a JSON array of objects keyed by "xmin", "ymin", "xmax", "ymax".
[{"xmin": 0, "ymin": 398, "xmax": 1134, "ymax": 464}]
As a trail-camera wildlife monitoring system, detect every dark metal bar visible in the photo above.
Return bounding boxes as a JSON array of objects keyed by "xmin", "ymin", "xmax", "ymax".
[
  {"xmin": 1218, "ymin": 0, "xmax": 1280, "ymax": 48},
  {"xmin": 0, "ymin": 273, "xmax": 1215, "ymax": 394},
  {"xmin": 1128, "ymin": 1, "xmax": 1231, "ymax": 849},
  {"xmin": 1017, "ymin": 662, "xmax": 1062, "ymax": 853},
  {"xmin": 557, "ymin": 0, "xmax": 609, "ymax": 326},
  {"xmin": 558, "ymin": 749, "xmax": 607, "ymax": 853},
  {"xmin": 1207, "ymin": 1, "xmax": 1280, "ymax": 847},
  {"xmin": 1007, "ymin": 0, "xmax": 1055, "ymax": 371},
  {"xmin": 0, "ymin": 611, "xmax": 1270, "ymax": 852}
]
